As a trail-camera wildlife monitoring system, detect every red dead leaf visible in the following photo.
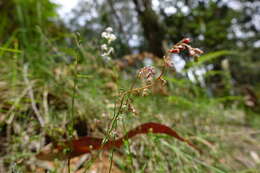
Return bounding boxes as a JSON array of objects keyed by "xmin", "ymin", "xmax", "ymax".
[{"xmin": 37, "ymin": 122, "xmax": 201, "ymax": 160}]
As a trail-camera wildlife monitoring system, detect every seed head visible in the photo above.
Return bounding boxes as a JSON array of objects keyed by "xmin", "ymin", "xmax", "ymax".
[{"xmin": 138, "ymin": 66, "xmax": 156, "ymax": 80}]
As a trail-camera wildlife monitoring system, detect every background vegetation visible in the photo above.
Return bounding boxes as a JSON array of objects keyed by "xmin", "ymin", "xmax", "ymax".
[{"xmin": 0, "ymin": 0, "xmax": 259, "ymax": 172}]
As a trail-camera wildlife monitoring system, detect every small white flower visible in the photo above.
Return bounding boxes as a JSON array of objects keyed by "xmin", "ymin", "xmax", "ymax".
[
  {"xmin": 105, "ymin": 27, "xmax": 113, "ymax": 33},
  {"xmin": 110, "ymin": 34, "xmax": 117, "ymax": 41},
  {"xmin": 101, "ymin": 32, "xmax": 108, "ymax": 38},
  {"xmin": 107, "ymin": 34, "xmax": 116, "ymax": 43},
  {"xmin": 100, "ymin": 27, "xmax": 116, "ymax": 62},
  {"xmin": 101, "ymin": 44, "xmax": 108, "ymax": 50}
]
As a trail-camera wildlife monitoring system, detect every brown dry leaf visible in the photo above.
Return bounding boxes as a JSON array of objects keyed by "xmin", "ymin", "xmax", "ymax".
[{"xmin": 103, "ymin": 82, "xmax": 118, "ymax": 92}]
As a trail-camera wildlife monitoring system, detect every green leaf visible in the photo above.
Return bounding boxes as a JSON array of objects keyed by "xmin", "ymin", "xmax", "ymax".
[
  {"xmin": 185, "ymin": 50, "xmax": 237, "ymax": 70},
  {"xmin": 0, "ymin": 47, "xmax": 22, "ymax": 54}
]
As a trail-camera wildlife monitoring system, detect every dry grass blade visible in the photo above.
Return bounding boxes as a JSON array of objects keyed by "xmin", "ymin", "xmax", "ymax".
[{"xmin": 23, "ymin": 64, "xmax": 45, "ymax": 127}]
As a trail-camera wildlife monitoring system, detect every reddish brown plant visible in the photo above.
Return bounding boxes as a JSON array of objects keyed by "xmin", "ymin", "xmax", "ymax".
[{"xmin": 37, "ymin": 122, "xmax": 201, "ymax": 160}]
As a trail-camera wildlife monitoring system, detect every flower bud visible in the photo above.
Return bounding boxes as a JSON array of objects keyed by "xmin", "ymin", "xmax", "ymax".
[
  {"xmin": 169, "ymin": 48, "xmax": 180, "ymax": 53},
  {"xmin": 182, "ymin": 38, "xmax": 191, "ymax": 44}
]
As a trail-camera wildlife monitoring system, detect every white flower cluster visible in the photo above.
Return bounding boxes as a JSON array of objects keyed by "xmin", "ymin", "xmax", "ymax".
[
  {"xmin": 101, "ymin": 27, "xmax": 117, "ymax": 44},
  {"xmin": 101, "ymin": 27, "xmax": 117, "ymax": 61}
]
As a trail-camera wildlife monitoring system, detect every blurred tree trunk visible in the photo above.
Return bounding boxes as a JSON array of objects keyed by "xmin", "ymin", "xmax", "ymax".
[
  {"xmin": 107, "ymin": 0, "xmax": 125, "ymax": 35},
  {"xmin": 132, "ymin": 0, "xmax": 165, "ymax": 57}
]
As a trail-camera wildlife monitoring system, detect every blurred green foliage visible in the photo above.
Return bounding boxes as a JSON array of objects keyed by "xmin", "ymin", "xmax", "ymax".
[
  {"xmin": 68, "ymin": 0, "xmax": 260, "ymax": 96},
  {"xmin": 0, "ymin": 0, "xmax": 58, "ymax": 47}
]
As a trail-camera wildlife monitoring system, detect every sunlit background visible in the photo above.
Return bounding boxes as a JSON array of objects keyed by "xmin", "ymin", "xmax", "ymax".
[{"xmin": 51, "ymin": 0, "xmax": 260, "ymax": 84}]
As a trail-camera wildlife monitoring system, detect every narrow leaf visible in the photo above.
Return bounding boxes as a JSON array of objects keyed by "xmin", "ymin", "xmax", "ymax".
[{"xmin": 37, "ymin": 122, "xmax": 201, "ymax": 160}]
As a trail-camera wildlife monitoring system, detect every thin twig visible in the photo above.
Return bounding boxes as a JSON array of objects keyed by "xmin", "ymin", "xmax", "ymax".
[
  {"xmin": 43, "ymin": 86, "xmax": 49, "ymax": 122},
  {"xmin": 5, "ymin": 86, "xmax": 31, "ymax": 124},
  {"xmin": 0, "ymin": 159, "xmax": 5, "ymax": 173},
  {"xmin": 73, "ymin": 154, "xmax": 90, "ymax": 172},
  {"xmin": 23, "ymin": 64, "xmax": 45, "ymax": 127}
]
